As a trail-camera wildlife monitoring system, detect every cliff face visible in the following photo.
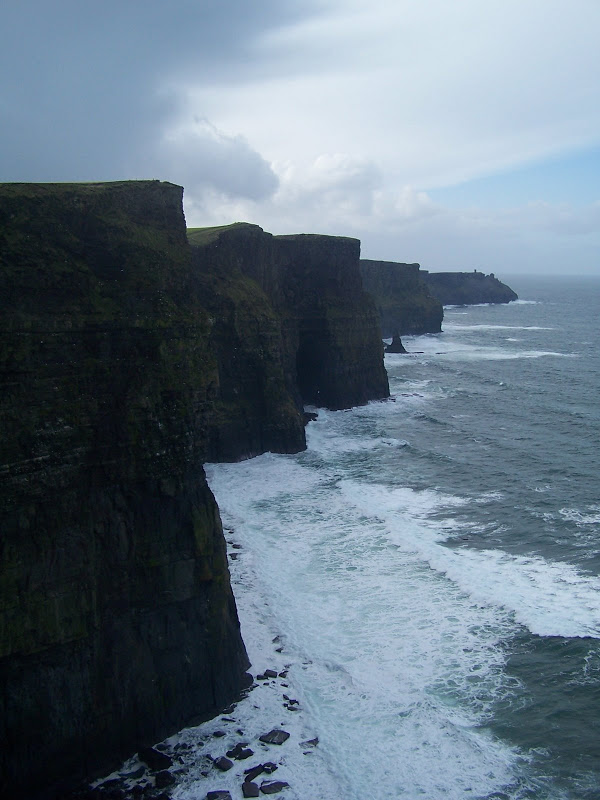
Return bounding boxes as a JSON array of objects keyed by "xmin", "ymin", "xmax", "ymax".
[
  {"xmin": 423, "ymin": 270, "xmax": 518, "ymax": 305},
  {"xmin": 359, "ymin": 260, "xmax": 443, "ymax": 337},
  {"xmin": 1, "ymin": 184, "xmax": 389, "ymax": 797},
  {"xmin": 188, "ymin": 225, "xmax": 390, "ymax": 412},
  {"xmin": 0, "ymin": 182, "xmax": 249, "ymax": 797}
]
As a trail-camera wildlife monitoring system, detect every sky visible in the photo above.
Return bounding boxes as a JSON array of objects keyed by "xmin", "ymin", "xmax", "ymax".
[{"xmin": 1, "ymin": 0, "xmax": 599, "ymax": 275}]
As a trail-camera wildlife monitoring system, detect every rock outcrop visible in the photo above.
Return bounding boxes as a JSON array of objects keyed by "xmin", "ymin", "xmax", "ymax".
[
  {"xmin": 386, "ymin": 334, "xmax": 408, "ymax": 353},
  {"xmin": 423, "ymin": 270, "xmax": 518, "ymax": 305},
  {"xmin": 359, "ymin": 260, "xmax": 443, "ymax": 337},
  {"xmin": 0, "ymin": 182, "xmax": 389, "ymax": 797}
]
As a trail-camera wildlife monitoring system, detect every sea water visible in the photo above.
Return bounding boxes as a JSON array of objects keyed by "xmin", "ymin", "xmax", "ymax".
[{"xmin": 173, "ymin": 276, "xmax": 600, "ymax": 799}]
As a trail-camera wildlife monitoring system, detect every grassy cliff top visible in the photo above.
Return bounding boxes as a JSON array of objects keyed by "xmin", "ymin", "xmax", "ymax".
[{"xmin": 187, "ymin": 222, "xmax": 264, "ymax": 247}]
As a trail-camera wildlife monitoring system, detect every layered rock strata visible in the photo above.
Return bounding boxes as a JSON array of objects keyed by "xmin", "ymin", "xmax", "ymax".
[
  {"xmin": 0, "ymin": 182, "xmax": 389, "ymax": 797},
  {"xmin": 359, "ymin": 259, "xmax": 443, "ymax": 337},
  {"xmin": 423, "ymin": 270, "xmax": 518, "ymax": 305}
]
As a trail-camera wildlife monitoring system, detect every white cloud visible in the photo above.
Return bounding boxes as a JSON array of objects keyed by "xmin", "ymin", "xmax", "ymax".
[
  {"xmin": 154, "ymin": 119, "xmax": 278, "ymax": 201},
  {"xmin": 182, "ymin": 0, "xmax": 600, "ymax": 189}
]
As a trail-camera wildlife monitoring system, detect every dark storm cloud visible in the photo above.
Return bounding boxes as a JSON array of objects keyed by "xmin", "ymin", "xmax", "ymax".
[{"xmin": 0, "ymin": 0, "xmax": 316, "ymax": 186}]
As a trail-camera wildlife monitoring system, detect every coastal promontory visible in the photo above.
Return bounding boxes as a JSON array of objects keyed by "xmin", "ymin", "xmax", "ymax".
[{"xmin": 422, "ymin": 269, "xmax": 518, "ymax": 305}]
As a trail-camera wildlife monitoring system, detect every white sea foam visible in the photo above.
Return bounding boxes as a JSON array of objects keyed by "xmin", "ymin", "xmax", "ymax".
[
  {"xmin": 340, "ymin": 480, "xmax": 600, "ymax": 640},
  {"xmin": 200, "ymin": 454, "xmax": 524, "ymax": 800},
  {"xmin": 397, "ymin": 336, "xmax": 576, "ymax": 361},
  {"xmin": 560, "ymin": 506, "xmax": 600, "ymax": 526},
  {"xmin": 443, "ymin": 324, "xmax": 554, "ymax": 331}
]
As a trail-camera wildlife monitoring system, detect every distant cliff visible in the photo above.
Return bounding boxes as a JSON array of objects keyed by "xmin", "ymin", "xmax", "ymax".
[
  {"xmin": 423, "ymin": 270, "xmax": 518, "ymax": 305},
  {"xmin": 359, "ymin": 259, "xmax": 443, "ymax": 337},
  {"xmin": 189, "ymin": 224, "xmax": 389, "ymax": 411},
  {"xmin": 0, "ymin": 183, "xmax": 388, "ymax": 797}
]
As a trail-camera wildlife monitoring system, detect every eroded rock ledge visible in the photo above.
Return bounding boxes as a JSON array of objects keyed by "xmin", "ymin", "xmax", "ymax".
[{"xmin": 0, "ymin": 182, "xmax": 388, "ymax": 797}]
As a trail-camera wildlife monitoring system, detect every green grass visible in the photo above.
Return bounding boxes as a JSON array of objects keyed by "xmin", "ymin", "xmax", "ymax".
[{"xmin": 187, "ymin": 222, "xmax": 260, "ymax": 247}]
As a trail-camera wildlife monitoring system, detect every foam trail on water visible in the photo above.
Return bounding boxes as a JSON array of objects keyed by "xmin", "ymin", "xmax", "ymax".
[
  {"xmin": 340, "ymin": 480, "xmax": 600, "ymax": 639},
  {"xmin": 205, "ymin": 453, "xmax": 525, "ymax": 800}
]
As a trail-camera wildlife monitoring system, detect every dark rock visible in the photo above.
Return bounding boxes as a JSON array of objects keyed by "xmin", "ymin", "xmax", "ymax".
[
  {"xmin": 263, "ymin": 763, "xmax": 278, "ymax": 774},
  {"xmin": 303, "ymin": 412, "xmax": 318, "ymax": 424},
  {"xmin": 242, "ymin": 781, "xmax": 261, "ymax": 798},
  {"xmin": 260, "ymin": 780, "xmax": 290, "ymax": 794},
  {"xmin": 299, "ymin": 737, "xmax": 319, "ymax": 748},
  {"xmin": 244, "ymin": 765, "xmax": 266, "ymax": 782},
  {"xmin": 259, "ymin": 730, "xmax": 290, "ymax": 745},
  {"xmin": 386, "ymin": 334, "xmax": 407, "ymax": 353},
  {"xmin": 264, "ymin": 669, "xmax": 278, "ymax": 679},
  {"xmin": 213, "ymin": 731, "xmax": 227, "ymax": 738},
  {"xmin": 207, "ymin": 793, "xmax": 232, "ymax": 800},
  {"xmin": 121, "ymin": 766, "xmax": 146, "ymax": 779},
  {"xmin": 227, "ymin": 743, "xmax": 254, "ymax": 760},
  {"xmin": 214, "ymin": 757, "xmax": 234, "ymax": 772},
  {"xmin": 222, "ymin": 704, "xmax": 236, "ymax": 714},
  {"xmin": 139, "ymin": 748, "xmax": 173, "ymax": 772},
  {"xmin": 154, "ymin": 771, "xmax": 176, "ymax": 789}
]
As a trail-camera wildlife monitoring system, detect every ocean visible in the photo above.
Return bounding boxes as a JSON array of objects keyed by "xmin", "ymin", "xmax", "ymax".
[{"xmin": 142, "ymin": 276, "xmax": 600, "ymax": 799}]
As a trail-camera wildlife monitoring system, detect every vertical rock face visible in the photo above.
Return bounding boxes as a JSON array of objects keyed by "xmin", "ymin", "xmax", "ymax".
[
  {"xmin": 359, "ymin": 260, "xmax": 443, "ymax": 337},
  {"xmin": 0, "ymin": 182, "xmax": 249, "ymax": 797},
  {"xmin": 187, "ymin": 224, "xmax": 306, "ymax": 461},
  {"xmin": 277, "ymin": 235, "xmax": 389, "ymax": 409},
  {"xmin": 189, "ymin": 225, "xmax": 390, "ymax": 413},
  {"xmin": 422, "ymin": 270, "xmax": 518, "ymax": 305}
]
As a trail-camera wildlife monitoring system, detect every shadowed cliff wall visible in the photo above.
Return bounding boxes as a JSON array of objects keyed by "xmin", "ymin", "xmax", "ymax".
[
  {"xmin": 189, "ymin": 224, "xmax": 390, "ymax": 412},
  {"xmin": 359, "ymin": 259, "xmax": 443, "ymax": 337},
  {"xmin": 0, "ymin": 182, "xmax": 250, "ymax": 797}
]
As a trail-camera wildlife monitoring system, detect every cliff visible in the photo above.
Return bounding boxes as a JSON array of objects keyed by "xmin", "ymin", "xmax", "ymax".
[
  {"xmin": 189, "ymin": 225, "xmax": 390, "ymax": 411},
  {"xmin": 423, "ymin": 270, "xmax": 518, "ymax": 305},
  {"xmin": 0, "ymin": 181, "xmax": 248, "ymax": 797},
  {"xmin": 0, "ymin": 183, "xmax": 388, "ymax": 797},
  {"xmin": 359, "ymin": 259, "xmax": 443, "ymax": 337}
]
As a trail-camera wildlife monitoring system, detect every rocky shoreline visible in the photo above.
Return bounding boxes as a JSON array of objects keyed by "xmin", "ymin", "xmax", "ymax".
[{"xmin": 72, "ymin": 527, "xmax": 320, "ymax": 800}]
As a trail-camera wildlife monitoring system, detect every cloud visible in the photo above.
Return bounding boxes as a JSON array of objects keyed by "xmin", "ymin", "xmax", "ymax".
[
  {"xmin": 0, "ymin": 0, "xmax": 318, "ymax": 182},
  {"xmin": 154, "ymin": 119, "xmax": 278, "ymax": 202},
  {"xmin": 1, "ymin": 0, "xmax": 599, "ymax": 273}
]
